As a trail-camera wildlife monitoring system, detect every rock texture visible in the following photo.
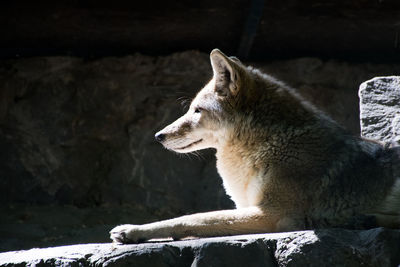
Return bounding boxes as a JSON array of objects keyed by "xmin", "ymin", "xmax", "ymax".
[
  {"xmin": 0, "ymin": 52, "xmax": 225, "ymax": 210},
  {"xmin": 1, "ymin": 63, "xmax": 400, "ymax": 264},
  {"xmin": 359, "ymin": 76, "xmax": 400, "ymax": 144},
  {"xmin": 1, "ymin": 52, "xmax": 400, "ymax": 252},
  {"xmin": 1, "ymin": 228, "xmax": 399, "ymax": 267}
]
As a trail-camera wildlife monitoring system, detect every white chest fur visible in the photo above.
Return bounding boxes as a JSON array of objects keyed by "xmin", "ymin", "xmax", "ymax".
[{"xmin": 216, "ymin": 150, "xmax": 265, "ymax": 208}]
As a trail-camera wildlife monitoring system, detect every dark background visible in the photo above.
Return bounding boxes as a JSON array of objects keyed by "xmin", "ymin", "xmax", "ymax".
[
  {"xmin": 1, "ymin": 0, "xmax": 400, "ymax": 61},
  {"xmin": 1, "ymin": 0, "xmax": 400, "ymax": 252}
]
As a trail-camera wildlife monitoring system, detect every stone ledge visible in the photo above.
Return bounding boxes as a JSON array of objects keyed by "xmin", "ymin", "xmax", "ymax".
[{"xmin": 1, "ymin": 228, "xmax": 399, "ymax": 266}]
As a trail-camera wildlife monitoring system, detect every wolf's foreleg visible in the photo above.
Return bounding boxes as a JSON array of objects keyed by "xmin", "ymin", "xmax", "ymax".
[{"xmin": 110, "ymin": 206, "xmax": 279, "ymax": 243}]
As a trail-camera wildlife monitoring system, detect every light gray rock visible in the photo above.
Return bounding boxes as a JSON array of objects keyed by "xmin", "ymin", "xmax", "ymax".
[
  {"xmin": 1, "ymin": 228, "xmax": 399, "ymax": 267},
  {"xmin": 359, "ymin": 76, "xmax": 400, "ymax": 144}
]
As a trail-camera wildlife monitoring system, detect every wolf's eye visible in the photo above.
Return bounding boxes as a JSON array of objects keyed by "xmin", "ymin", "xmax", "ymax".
[{"xmin": 194, "ymin": 108, "xmax": 202, "ymax": 113}]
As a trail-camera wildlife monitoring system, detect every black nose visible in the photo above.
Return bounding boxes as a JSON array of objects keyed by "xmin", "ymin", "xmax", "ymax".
[{"xmin": 155, "ymin": 133, "xmax": 165, "ymax": 142}]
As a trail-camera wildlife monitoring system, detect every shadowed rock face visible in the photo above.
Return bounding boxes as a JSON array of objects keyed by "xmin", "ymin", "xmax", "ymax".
[
  {"xmin": 0, "ymin": 52, "xmax": 400, "ymax": 252},
  {"xmin": 1, "ymin": 229, "xmax": 400, "ymax": 266},
  {"xmin": 0, "ymin": 52, "xmax": 228, "ymax": 211}
]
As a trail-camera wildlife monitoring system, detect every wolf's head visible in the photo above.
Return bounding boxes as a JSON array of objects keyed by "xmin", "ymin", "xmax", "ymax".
[{"xmin": 155, "ymin": 49, "xmax": 246, "ymax": 153}]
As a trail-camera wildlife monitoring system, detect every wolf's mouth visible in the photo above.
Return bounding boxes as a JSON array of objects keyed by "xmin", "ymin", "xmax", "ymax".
[{"xmin": 176, "ymin": 139, "xmax": 203, "ymax": 150}]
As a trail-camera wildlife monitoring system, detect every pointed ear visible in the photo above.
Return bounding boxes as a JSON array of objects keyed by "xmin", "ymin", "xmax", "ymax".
[{"xmin": 210, "ymin": 49, "xmax": 241, "ymax": 97}]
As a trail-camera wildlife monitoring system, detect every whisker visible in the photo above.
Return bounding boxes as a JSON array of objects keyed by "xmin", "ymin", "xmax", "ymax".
[
  {"xmin": 192, "ymin": 151, "xmax": 205, "ymax": 161},
  {"xmin": 177, "ymin": 96, "xmax": 189, "ymax": 103},
  {"xmin": 188, "ymin": 151, "xmax": 198, "ymax": 158},
  {"xmin": 176, "ymin": 96, "xmax": 193, "ymax": 112}
]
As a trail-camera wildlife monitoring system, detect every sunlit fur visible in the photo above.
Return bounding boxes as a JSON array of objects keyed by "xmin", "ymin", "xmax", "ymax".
[{"xmin": 110, "ymin": 49, "xmax": 400, "ymax": 243}]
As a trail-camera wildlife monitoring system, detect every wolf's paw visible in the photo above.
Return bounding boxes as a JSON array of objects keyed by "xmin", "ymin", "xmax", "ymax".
[{"xmin": 109, "ymin": 224, "xmax": 146, "ymax": 244}]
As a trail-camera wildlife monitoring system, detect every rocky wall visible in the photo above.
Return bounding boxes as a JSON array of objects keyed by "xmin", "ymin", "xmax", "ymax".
[{"xmin": 0, "ymin": 51, "xmax": 399, "ymax": 251}]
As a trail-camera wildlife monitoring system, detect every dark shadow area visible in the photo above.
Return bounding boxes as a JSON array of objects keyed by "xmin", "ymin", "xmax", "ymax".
[{"xmin": 1, "ymin": 0, "xmax": 400, "ymax": 62}]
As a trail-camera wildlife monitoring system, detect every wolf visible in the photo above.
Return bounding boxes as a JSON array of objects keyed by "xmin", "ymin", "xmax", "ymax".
[{"xmin": 110, "ymin": 49, "xmax": 400, "ymax": 243}]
